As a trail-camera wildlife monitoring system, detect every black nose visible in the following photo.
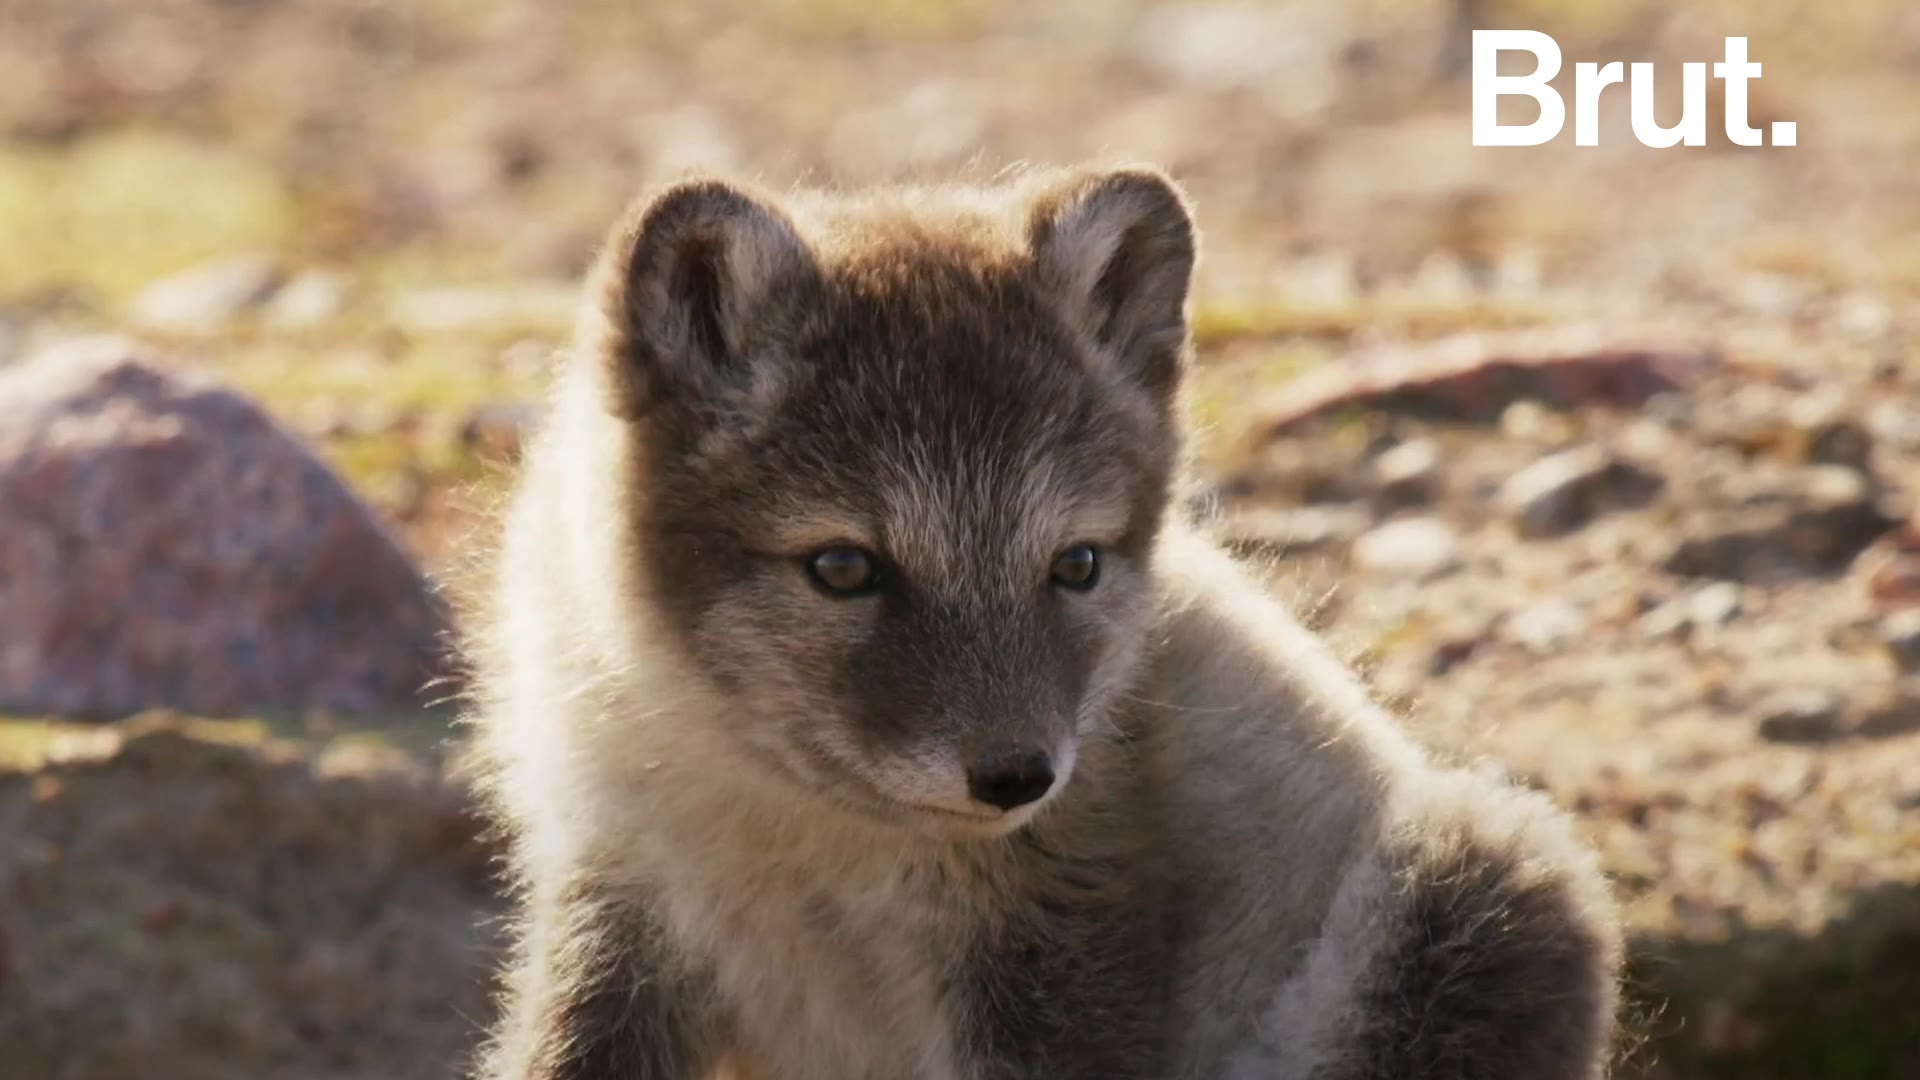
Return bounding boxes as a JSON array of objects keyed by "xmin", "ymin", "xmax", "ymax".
[{"xmin": 966, "ymin": 748, "xmax": 1056, "ymax": 811}]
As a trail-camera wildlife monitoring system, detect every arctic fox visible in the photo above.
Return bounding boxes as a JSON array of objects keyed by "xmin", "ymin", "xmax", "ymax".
[{"xmin": 466, "ymin": 166, "xmax": 1620, "ymax": 1079}]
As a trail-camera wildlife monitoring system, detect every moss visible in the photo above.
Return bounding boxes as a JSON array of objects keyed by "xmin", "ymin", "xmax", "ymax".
[
  {"xmin": 0, "ymin": 131, "xmax": 293, "ymax": 302},
  {"xmin": 202, "ymin": 327, "xmax": 546, "ymax": 491},
  {"xmin": 0, "ymin": 714, "xmax": 271, "ymax": 772},
  {"xmin": 0, "ymin": 709, "xmax": 460, "ymax": 773}
]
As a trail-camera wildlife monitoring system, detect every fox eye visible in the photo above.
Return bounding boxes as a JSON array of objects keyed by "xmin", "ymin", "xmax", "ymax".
[
  {"xmin": 1050, "ymin": 544, "xmax": 1100, "ymax": 591},
  {"xmin": 807, "ymin": 546, "xmax": 881, "ymax": 596}
]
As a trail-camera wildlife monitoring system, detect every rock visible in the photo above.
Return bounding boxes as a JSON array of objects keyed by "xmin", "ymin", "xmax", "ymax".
[
  {"xmin": 1427, "ymin": 629, "xmax": 1483, "ymax": 676},
  {"xmin": 1828, "ymin": 291, "xmax": 1894, "ymax": 341},
  {"xmin": 0, "ymin": 719, "xmax": 499, "ymax": 1080},
  {"xmin": 1690, "ymin": 582, "xmax": 1746, "ymax": 626},
  {"xmin": 1500, "ymin": 444, "xmax": 1664, "ymax": 538},
  {"xmin": 130, "ymin": 256, "xmax": 281, "ymax": 332},
  {"xmin": 264, "ymin": 271, "xmax": 350, "ymax": 329},
  {"xmin": 1729, "ymin": 272, "xmax": 1809, "ymax": 318},
  {"xmin": 1861, "ymin": 529, "xmax": 1920, "ymax": 608},
  {"xmin": 1498, "ymin": 399, "xmax": 1576, "ymax": 445},
  {"xmin": 1216, "ymin": 504, "xmax": 1369, "ymax": 560},
  {"xmin": 1880, "ymin": 610, "xmax": 1920, "ymax": 673},
  {"xmin": 1351, "ymin": 516, "xmax": 1460, "ymax": 580},
  {"xmin": 1665, "ymin": 467, "xmax": 1907, "ymax": 581},
  {"xmin": 1698, "ymin": 385, "xmax": 1874, "ymax": 469},
  {"xmin": 1505, "ymin": 600, "xmax": 1588, "ymax": 653},
  {"xmin": 0, "ymin": 337, "xmax": 451, "ymax": 717},
  {"xmin": 1636, "ymin": 583, "xmax": 1744, "ymax": 642},
  {"xmin": 1255, "ymin": 328, "xmax": 1716, "ymax": 439},
  {"xmin": 1618, "ymin": 416, "xmax": 1680, "ymax": 459},
  {"xmin": 1755, "ymin": 688, "xmax": 1850, "ymax": 744},
  {"xmin": 1786, "ymin": 391, "xmax": 1873, "ymax": 471},
  {"xmin": 1634, "ymin": 601, "xmax": 1690, "ymax": 642},
  {"xmin": 1865, "ymin": 401, "xmax": 1920, "ymax": 454},
  {"xmin": 1371, "ymin": 437, "xmax": 1440, "ymax": 508},
  {"xmin": 1694, "ymin": 382, "xmax": 1788, "ymax": 454},
  {"xmin": 1860, "ymin": 687, "xmax": 1920, "ymax": 738},
  {"xmin": 1782, "ymin": 468, "xmax": 1907, "ymax": 565}
]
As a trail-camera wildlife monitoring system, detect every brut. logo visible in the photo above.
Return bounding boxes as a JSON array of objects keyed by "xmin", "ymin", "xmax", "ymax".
[{"xmin": 1472, "ymin": 30, "xmax": 1797, "ymax": 148}]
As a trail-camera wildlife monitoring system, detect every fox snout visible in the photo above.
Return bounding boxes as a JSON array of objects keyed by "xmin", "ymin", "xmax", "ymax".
[{"xmin": 965, "ymin": 745, "xmax": 1057, "ymax": 811}]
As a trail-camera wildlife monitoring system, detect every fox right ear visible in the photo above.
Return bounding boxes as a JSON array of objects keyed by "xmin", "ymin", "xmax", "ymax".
[
  {"xmin": 1027, "ymin": 166, "xmax": 1197, "ymax": 402},
  {"xmin": 587, "ymin": 178, "xmax": 818, "ymax": 418}
]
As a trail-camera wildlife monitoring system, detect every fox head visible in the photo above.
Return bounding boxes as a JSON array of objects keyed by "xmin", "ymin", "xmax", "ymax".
[{"xmin": 580, "ymin": 167, "xmax": 1196, "ymax": 837}]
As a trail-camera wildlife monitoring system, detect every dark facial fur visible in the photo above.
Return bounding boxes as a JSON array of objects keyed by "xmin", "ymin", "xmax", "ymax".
[{"xmin": 585, "ymin": 169, "xmax": 1196, "ymax": 833}]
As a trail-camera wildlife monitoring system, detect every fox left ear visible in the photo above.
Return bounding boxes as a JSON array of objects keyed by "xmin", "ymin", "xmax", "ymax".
[
  {"xmin": 586, "ymin": 177, "xmax": 821, "ymax": 419},
  {"xmin": 1027, "ymin": 167, "xmax": 1198, "ymax": 400}
]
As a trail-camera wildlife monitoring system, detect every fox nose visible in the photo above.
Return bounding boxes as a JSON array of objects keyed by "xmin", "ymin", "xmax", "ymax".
[{"xmin": 966, "ymin": 747, "xmax": 1056, "ymax": 811}]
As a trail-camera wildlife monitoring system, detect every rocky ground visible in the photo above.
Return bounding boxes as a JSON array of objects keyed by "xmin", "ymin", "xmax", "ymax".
[
  {"xmin": 1210, "ymin": 332, "xmax": 1920, "ymax": 1077},
  {"xmin": 2, "ymin": 1, "xmax": 1917, "ymax": 1077}
]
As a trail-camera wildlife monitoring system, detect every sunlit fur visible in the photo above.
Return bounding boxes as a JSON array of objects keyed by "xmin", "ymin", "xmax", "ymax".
[{"xmin": 465, "ymin": 166, "xmax": 1621, "ymax": 1080}]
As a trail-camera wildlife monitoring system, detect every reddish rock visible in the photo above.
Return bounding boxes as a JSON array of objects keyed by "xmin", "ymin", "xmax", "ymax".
[
  {"xmin": 0, "ymin": 337, "xmax": 451, "ymax": 718},
  {"xmin": 1860, "ymin": 523, "xmax": 1920, "ymax": 609},
  {"xmin": 1255, "ymin": 328, "xmax": 1717, "ymax": 438}
]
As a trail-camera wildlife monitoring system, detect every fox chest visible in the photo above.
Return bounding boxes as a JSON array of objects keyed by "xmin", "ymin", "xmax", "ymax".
[
  {"xmin": 693, "ymin": 879, "xmax": 962, "ymax": 1080},
  {"xmin": 684, "ymin": 863, "xmax": 1172, "ymax": 1080}
]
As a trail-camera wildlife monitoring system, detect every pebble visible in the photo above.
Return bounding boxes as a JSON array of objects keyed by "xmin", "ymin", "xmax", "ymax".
[
  {"xmin": 1731, "ymin": 272, "xmax": 1809, "ymax": 319},
  {"xmin": 1786, "ymin": 390, "xmax": 1873, "ymax": 471},
  {"xmin": 1879, "ymin": 610, "xmax": 1920, "ymax": 674},
  {"xmin": 1863, "ymin": 540, "xmax": 1920, "ymax": 608},
  {"xmin": 1784, "ymin": 467, "xmax": 1903, "ymax": 564},
  {"xmin": 1865, "ymin": 402, "xmax": 1920, "ymax": 454},
  {"xmin": 1373, "ymin": 437, "xmax": 1440, "ymax": 507},
  {"xmin": 1860, "ymin": 687, "xmax": 1920, "ymax": 739},
  {"xmin": 1506, "ymin": 600, "xmax": 1588, "ymax": 653},
  {"xmin": 1828, "ymin": 291, "xmax": 1894, "ymax": 341},
  {"xmin": 1351, "ymin": 516, "xmax": 1461, "ymax": 580},
  {"xmin": 1690, "ymin": 582, "xmax": 1746, "ymax": 626},
  {"xmin": 1501, "ymin": 445, "xmax": 1662, "ymax": 538},
  {"xmin": 1755, "ymin": 688, "xmax": 1851, "ymax": 744},
  {"xmin": 265, "ymin": 272, "xmax": 350, "ymax": 329},
  {"xmin": 1637, "ymin": 582, "xmax": 1743, "ymax": 642},
  {"xmin": 1500, "ymin": 399, "xmax": 1568, "ymax": 443},
  {"xmin": 1666, "ymin": 465, "xmax": 1904, "ymax": 580},
  {"xmin": 131, "ymin": 255, "xmax": 281, "ymax": 332}
]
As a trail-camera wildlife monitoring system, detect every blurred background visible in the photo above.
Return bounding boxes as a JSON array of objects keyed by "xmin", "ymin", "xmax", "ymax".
[{"xmin": 1, "ymin": 1, "xmax": 1917, "ymax": 1077}]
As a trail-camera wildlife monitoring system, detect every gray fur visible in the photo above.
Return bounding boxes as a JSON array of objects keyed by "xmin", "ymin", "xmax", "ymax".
[{"xmin": 464, "ymin": 166, "xmax": 1621, "ymax": 1080}]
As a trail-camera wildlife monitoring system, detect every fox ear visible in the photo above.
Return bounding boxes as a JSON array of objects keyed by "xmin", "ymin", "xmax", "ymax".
[
  {"xmin": 1028, "ymin": 166, "xmax": 1197, "ymax": 399},
  {"xmin": 590, "ymin": 178, "xmax": 819, "ymax": 418}
]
